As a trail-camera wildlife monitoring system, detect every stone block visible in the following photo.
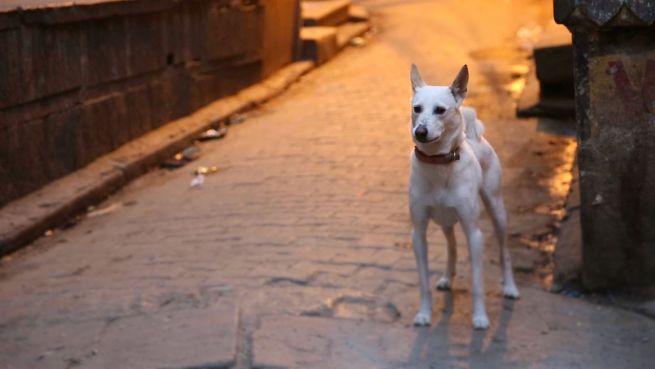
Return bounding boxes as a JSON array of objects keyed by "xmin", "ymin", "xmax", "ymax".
[
  {"xmin": 158, "ymin": 69, "xmax": 195, "ymax": 123},
  {"xmin": 0, "ymin": 118, "xmax": 48, "ymax": 206},
  {"xmin": 0, "ymin": 98, "xmax": 90, "ymax": 207},
  {"xmin": 125, "ymin": 13, "xmax": 167, "ymax": 77},
  {"xmin": 534, "ymin": 44, "xmax": 574, "ymax": 88},
  {"xmin": 78, "ymin": 95, "xmax": 128, "ymax": 166},
  {"xmin": 262, "ymin": 0, "xmax": 299, "ymax": 77},
  {"xmin": 348, "ymin": 4, "xmax": 369, "ymax": 22},
  {"xmin": 253, "ymin": 315, "xmax": 413, "ymax": 369},
  {"xmin": 302, "ymin": 0, "xmax": 351, "ymax": 27},
  {"xmin": 0, "ymin": 304, "xmax": 238, "ymax": 369},
  {"xmin": 168, "ymin": 2, "xmax": 204, "ymax": 63},
  {"xmin": 532, "ymin": 22, "xmax": 573, "ymax": 98},
  {"xmin": 0, "ymin": 12, "xmax": 19, "ymax": 31},
  {"xmin": 84, "ymin": 305, "xmax": 238, "ymax": 369},
  {"xmin": 0, "ymin": 29, "xmax": 20, "ymax": 109},
  {"xmin": 82, "ymin": 17, "xmax": 130, "ymax": 86},
  {"xmin": 123, "ymin": 83, "xmax": 154, "ymax": 140},
  {"xmin": 0, "ymin": 318, "xmax": 104, "ymax": 369},
  {"xmin": 300, "ymin": 26, "xmax": 338, "ymax": 64},
  {"xmin": 17, "ymin": 0, "xmax": 177, "ymax": 26},
  {"xmin": 18, "ymin": 25, "xmax": 83, "ymax": 106},
  {"xmin": 205, "ymin": 3, "xmax": 264, "ymax": 62},
  {"xmin": 43, "ymin": 107, "xmax": 79, "ymax": 178}
]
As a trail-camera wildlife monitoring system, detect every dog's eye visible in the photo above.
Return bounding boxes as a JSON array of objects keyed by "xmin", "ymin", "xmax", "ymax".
[
  {"xmin": 413, "ymin": 105, "xmax": 423, "ymax": 114},
  {"xmin": 434, "ymin": 106, "xmax": 446, "ymax": 115}
]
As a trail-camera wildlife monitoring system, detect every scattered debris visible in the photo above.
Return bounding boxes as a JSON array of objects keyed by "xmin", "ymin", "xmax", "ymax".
[
  {"xmin": 190, "ymin": 173, "xmax": 205, "ymax": 188},
  {"xmin": 161, "ymin": 145, "xmax": 201, "ymax": 169},
  {"xmin": 194, "ymin": 166, "xmax": 219, "ymax": 176},
  {"xmin": 87, "ymin": 203, "xmax": 123, "ymax": 218},
  {"xmin": 190, "ymin": 166, "xmax": 219, "ymax": 188},
  {"xmin": 198, "ymin": 126, "xmax": 228, "ymax": 141},
  {"xmin": 228, "ymin": 113, "xmax": 247, "ymax": 125},
  {"xmin": 181, "ymin": 146, "xmax": 201, "ymax": 161},
  {"xmin": 350, "ymin": 36, "xmax": 367, "ymax": 47}
]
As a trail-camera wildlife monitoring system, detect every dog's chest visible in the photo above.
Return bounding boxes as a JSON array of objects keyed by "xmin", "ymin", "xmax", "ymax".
[
  {"xmin": 428, "ymin": 203, "xmax": 458, "ymax": 226},
  {"xmin": 411, "ymin": 164, "xmax": 462, "ymax": 226},
  {"xmin": 424, "ymin": 185, "xmax": 459, "ymax": 225}
]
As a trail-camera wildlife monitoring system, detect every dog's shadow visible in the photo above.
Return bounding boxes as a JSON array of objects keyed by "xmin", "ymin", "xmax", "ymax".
[{"xmin": 407, "ymin": 290, "xmax": 515, "ymax": 369}]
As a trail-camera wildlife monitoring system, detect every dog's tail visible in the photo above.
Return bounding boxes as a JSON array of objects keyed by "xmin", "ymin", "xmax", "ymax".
[{"xmin": 462, "ymin": 106, "xmax": 484, "ymax": 141}]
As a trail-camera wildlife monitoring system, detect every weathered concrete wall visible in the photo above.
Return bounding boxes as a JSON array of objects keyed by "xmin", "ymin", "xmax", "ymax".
[
  {"xmin": 556, "ymin": 0, "xmax": 655, "ymax": 289},
  {"xmin": 0, "ymin": 0, "xmax": 298, "ymax": 207},
  {"xmin": 573, "ymin": 29, "xmax": 655, "ymax": 289}
]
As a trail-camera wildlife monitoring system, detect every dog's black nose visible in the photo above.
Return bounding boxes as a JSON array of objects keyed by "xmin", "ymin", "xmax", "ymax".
[{"xmin": 415, "ymin": 126, "xmax": 428, "ymax": 140}]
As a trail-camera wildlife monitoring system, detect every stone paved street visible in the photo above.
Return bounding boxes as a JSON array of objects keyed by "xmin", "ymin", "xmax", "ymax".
[{"xmin": 1, "ymin": 1, "xmax": 654, "ymax": 368}]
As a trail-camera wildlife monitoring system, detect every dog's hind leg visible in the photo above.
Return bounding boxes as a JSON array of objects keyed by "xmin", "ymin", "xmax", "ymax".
[
  {"xmin": 480, "ymin": 180, "xmax": 520, "ymax": 299},
  {"xmin": 436, "ymin": 226, "xmax": 457, "ymax": 291},
  {"xmin": 411, "ymin": 208, "xmax": 432, "ymax": 326}
]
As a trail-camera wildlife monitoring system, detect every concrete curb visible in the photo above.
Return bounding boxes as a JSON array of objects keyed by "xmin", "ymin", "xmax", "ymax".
[{"xmin": 0, "ymin": 61, "xmax": 314, "ymax": 256}]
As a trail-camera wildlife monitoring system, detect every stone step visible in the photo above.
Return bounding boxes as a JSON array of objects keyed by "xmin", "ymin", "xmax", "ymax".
[
  {"xmin": 517, "ymin": 22, "xmax": 575, "ymax": 119},
  {"xmin": 533, "ymin": 23, "xmax": 572, "ymax": 87},
  {"xmin": 300, "ymin": 20, "xmax": 370, "ymax": 64},
  {"xmin": 300, "ymin": 26, "xmax": 339, "ymax": 64},
  {"xmin": 302, "ymin": 0, "xmax": 351, "ymax": 27},
  {"xmin": 516, "ymin": 64, "xmax": 575, "ymax": 119},
  {"xmin": 348, "ymin": 4, "xmax": 369, "ymax": 22}
]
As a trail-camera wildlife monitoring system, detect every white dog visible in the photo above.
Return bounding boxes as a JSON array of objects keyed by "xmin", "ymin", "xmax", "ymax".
[{"xmin": 408, "ymin": 64, "xmax": 519, "ymax": 330}]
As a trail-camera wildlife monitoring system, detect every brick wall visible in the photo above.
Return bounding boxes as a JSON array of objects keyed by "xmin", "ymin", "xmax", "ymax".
[{"xmin": 0, "ymin": 0, "xmax": 299, "ymax": 207}]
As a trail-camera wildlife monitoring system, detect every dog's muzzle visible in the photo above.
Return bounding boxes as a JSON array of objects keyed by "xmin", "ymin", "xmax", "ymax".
[
  {"xmin": 414, "ymin": 125, "xmax": 439, "ymax": 143},
  {"xmin": 415, "ymin": 125, "xmax": 429, "ymax": 142}
]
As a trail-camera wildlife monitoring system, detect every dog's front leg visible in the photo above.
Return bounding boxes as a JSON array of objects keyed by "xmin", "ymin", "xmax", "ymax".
[
  {"xmin": 411, "ymin": 209, "xmax": 431, "ymax": 326},
  {"xmin": 436, "ymin": 225, "xmax": 457, "ymax": 290},
  {"xmin": 456, "ymin": 204, "xmax": 489, "ymax": 330}
]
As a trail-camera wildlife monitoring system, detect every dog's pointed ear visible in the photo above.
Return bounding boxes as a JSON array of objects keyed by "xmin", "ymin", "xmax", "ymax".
[
  {"xmin": 410, "ymin": 64, "xmax": 425, "ymax": 93},
  {"xmin": 450, "ymin": 64, "xmax": 469, "ymax": 106}
]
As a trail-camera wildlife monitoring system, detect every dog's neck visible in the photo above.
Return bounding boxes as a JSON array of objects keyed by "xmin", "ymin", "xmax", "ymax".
[{"xmin": 415, "ymin": 108, "xmax": 465, "ymax": 156}]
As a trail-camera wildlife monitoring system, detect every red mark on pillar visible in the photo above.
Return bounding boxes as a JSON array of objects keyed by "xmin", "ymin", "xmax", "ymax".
[
  {"xmin": 608, "ymin": 60, "xmax": 655, "ymax": 114},
  {"xmin": 642, "ymin": 59, "xmax": 655, "ymax": 113}
]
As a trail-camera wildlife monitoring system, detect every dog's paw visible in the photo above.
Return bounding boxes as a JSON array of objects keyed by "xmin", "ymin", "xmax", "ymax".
[
  {"xmin": 435, "ymin": 277, "xmax": 452, "ymax": 291},
  {"xmin": 472, "ymin": 314, "xmax": 490, "ymax": 330},
  {"xmin": 502, "ymin": 283, "xmax": 520, "ymax": 299},
  {"xmin": 413, "ymin": 311, "xmax": 431, "ymax": 326}
]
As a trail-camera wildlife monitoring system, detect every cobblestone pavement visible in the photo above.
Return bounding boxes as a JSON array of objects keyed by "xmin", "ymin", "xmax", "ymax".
[{"xmin": 1, "ymin": 1, "xmax": 654, "ymax": 369}]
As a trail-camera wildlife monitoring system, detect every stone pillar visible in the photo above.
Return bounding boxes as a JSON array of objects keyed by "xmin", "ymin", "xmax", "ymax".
[{"xmin": 555, "ymin": 0, "xmax": 655, "ymax": 289}]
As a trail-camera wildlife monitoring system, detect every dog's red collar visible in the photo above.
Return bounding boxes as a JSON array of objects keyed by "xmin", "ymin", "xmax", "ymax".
[{"xmin": 414, "ymin": 146, "xmax": 460, "ymax": 165}]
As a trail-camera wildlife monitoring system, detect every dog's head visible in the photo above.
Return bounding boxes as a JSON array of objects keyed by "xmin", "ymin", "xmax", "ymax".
[{"xmin": 409, "ymin": 64, "xmax": 468, "ymax": 143}]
